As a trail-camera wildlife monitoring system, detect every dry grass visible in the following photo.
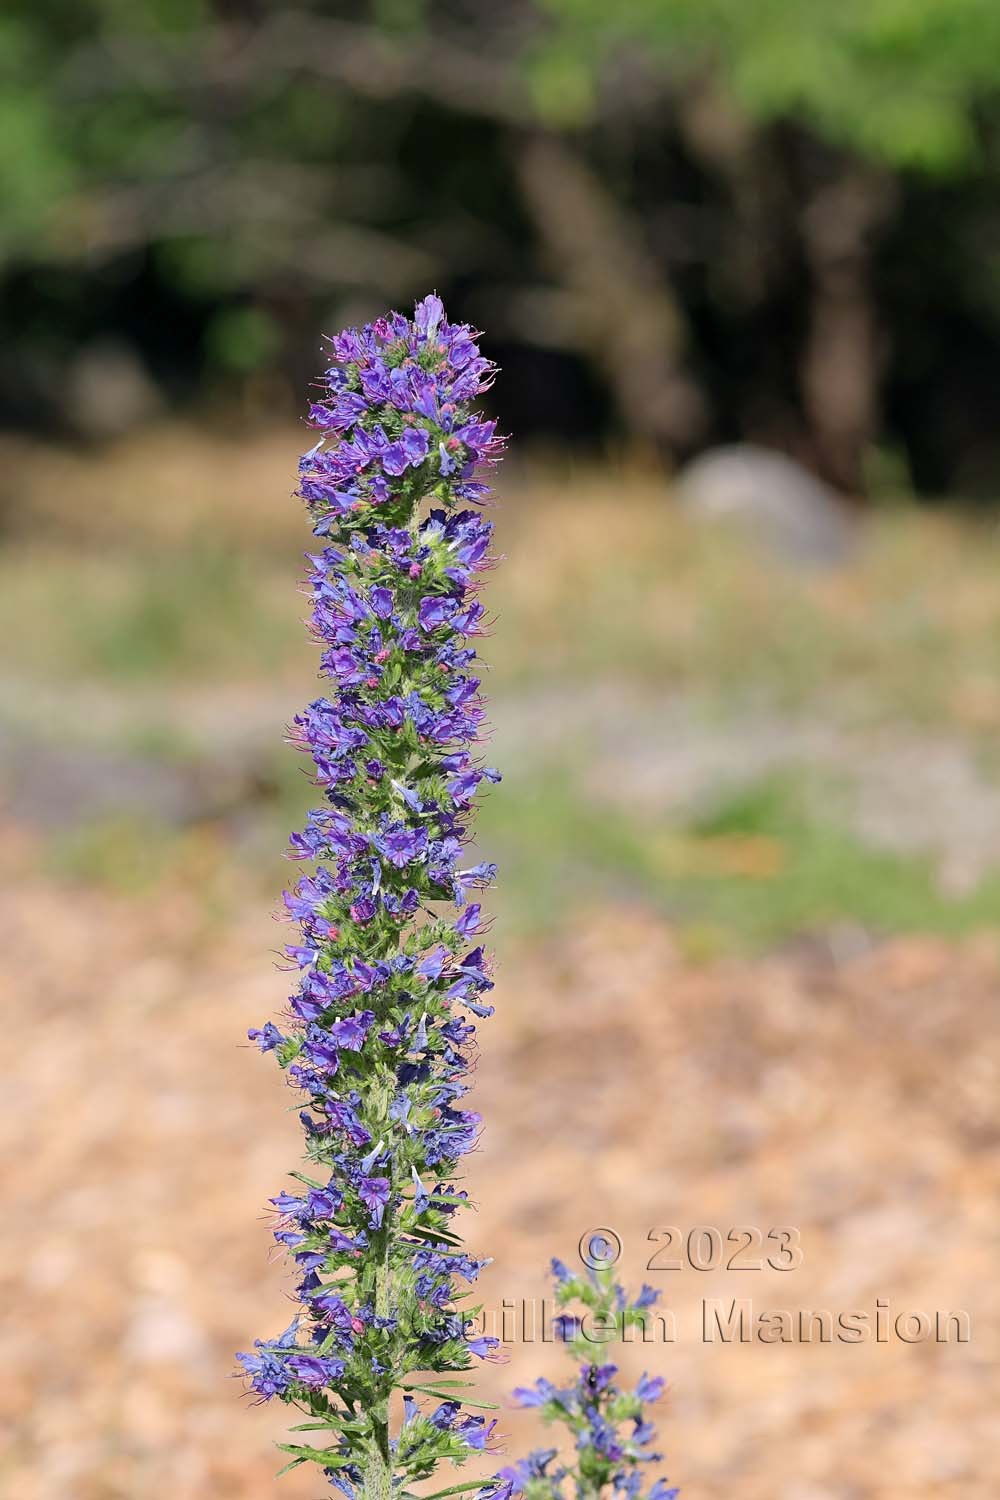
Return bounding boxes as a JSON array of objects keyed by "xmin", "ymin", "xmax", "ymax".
[
  {"xmin": 4, "ymin": 423, "xmax": 1000, "ymax": 738},
  {"xmin": 0, "ymin": 827, "xmax": 996, "ymax": 1500}
]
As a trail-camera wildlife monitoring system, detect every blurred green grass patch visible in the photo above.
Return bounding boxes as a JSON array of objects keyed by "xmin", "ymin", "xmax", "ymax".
[
  {"xmin": 40, "ymin": 759, "xmax": 1000, "ymax": 954},
  {"xmin": 481, "ymin": 768, "xmax": 1000, "ymax": 951},
  {"xmin": 0, "ymin": 540, "xmax": 300, "ymax": 681},
  {"xmin": 47, "ymin": 812, "xmax": 185, "ymax": 892},
  {"xmin": 7, "ymin": 448, "xmax": 1000, "ymax": 742},
  {"xmin": 8, "ymin": 441, "xmax": 1000, "ymax": 952}
]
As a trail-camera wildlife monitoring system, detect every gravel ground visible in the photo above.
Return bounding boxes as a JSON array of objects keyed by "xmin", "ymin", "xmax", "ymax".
[{"xmin": 1, "ymin": 824, "xmax": 997, "ymax": 1500}]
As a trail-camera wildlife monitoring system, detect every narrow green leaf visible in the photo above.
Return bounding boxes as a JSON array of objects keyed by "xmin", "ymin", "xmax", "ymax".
[
  {"xmin": 289, "ymin": 1170, "xmax": 326, "ymax": 1189},
  {"xmin": 289, "ymin": 1418, "xmax": 364, "ymax": 1433},
  {"xmin": 419, "ymin": 1481, "xmax": 495, "ymax": 1499},
  {"xmin": 277, "ymin": 1443, "xmax": 352, "ymax": 1466},
  {"xmin": 274, "ymin": 1456, "xmax": 306, "ymax": 1478},
  {"xmin": 403, "ymin": 1383, "xmax": 499, "ymax": 1409},
  {"xmin": 404, "ymin": 1220, "xmax": 464, "ymax": 1240},
  {"xmin": 401, "ymin": 1377, "xmax": 474, "ymax": 1389}
]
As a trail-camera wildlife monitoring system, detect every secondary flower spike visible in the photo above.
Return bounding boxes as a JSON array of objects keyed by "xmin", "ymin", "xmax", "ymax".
[
  {"xmin": 502, "ymin": 1261, "xmax": 680, "ymax": 1500},
  {"xmin": 238, "ymin": 296, "xmax": 507, "ymax": 1500}
]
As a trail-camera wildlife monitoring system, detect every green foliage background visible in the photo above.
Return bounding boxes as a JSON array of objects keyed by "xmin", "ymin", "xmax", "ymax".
[
  {"xmin": 538, "ymin": 0, "xmax": 1000, "ymax": 167},
  {"xmin": 4, "ymin": 0, "xmax": 1000, "ymax": 490}
]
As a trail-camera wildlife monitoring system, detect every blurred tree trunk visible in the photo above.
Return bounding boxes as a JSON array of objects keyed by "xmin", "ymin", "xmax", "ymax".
[
  {"xmin": 799, "ymin": 167, "xmax": 896, "ymax": 496},
  {"xmin": 678, "ymin": 80, "xmax": 789, "ymax": 309},
  {"xmin": 514, "ymin": 132, "xmax": 706, "ymax": 458}
]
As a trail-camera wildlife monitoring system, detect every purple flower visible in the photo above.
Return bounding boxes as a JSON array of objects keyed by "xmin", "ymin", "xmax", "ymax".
[
  {"xmin": 455, "ymin": 903, "xmax": 483, "ymax": 936},
  {"xmin": 240, "ymin": 297, "xmax": 505, "ymax": 1493},
  {"xmin": 358, "ymin": 1175, "xmax": 391, "ymax": 1226},
  {"xmin": 327, "ymin": 1010, "xmax": 375, "ymax": 1051},
  {"xmin": 287, "ymin": 1353, "xmax": 346, "ymax": 1386},
  {"xmin": 236, "ymin": 1317, "xmax": 299, "ymax": 1400},
  {"xmin": 512, "ymin": 1379, "xmax": 556, "ymax": 1408},
  {"xmin": 499, "ymin": 1452, "xmax": 560, "ymax": 1488},
  {"xmin": 248, "ymin": 1022, "xmax": 284, "ymax": 1052},
  {"xmin": 311, "ymin": 1290, "xmax": 353, "ymax": 1329},
  {"xmin": 375, "ymin": 822, "xmax": 428, "ymax": 869},
  {"xmin": 401, "ymin": 426, "xmax": 430, "ymax": 464},
  {"xmin": 415, "ymin": 293, "xmax": 445, "ymax": 336},
  {"xmin": 411, "ymin": 1167, "xmax": 430, "ymax": 1213},
  {"xmin": 236, "ymin": 1345, "xmax": 292, "ymax": 1400},
  {"xmin": 418, "ymin": 595, "xmax": 453, "ymax": 632}
]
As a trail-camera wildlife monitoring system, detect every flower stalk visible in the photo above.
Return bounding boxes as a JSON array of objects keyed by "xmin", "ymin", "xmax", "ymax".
[{"xmin": 238, "ymin": 294, "xmax": 505, "ymax": 1500}]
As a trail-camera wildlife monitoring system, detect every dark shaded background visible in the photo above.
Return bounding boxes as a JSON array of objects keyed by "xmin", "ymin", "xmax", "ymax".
[{"xmin": 6, "ymin": 0, "xmax": 1000, "ymax": 495}]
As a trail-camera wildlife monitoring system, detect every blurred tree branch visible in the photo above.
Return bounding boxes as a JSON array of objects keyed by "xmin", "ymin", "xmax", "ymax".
[
  {"xmin": 57, "ymin": 162, "xmax": 438, "ymax": 290},
  {"xmin": 514, "ymin": 132, "xmax": 706, "ymax": 452},
  {"xmin": 57, "ymin": 13, "xmax": 531, "ymax": 123}
]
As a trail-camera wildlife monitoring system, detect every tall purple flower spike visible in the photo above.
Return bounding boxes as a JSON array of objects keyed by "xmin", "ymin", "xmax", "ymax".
[{"xmin": 238, "ymin": 296, "xmax": 508, "ymax": 1500}]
